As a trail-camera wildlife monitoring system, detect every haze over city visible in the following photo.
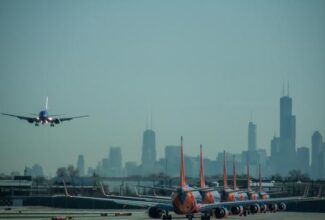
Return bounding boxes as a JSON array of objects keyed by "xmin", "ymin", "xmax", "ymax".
[{"xmin": 0, "ymin": 0, "xmax": 324, "ymax": 176}]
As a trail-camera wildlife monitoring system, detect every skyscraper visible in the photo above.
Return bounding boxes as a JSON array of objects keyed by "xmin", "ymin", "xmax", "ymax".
[
  {"xmin": 108, "ymin": 146, "xmax": 123, "ymax": 177},
  {"xmin": 165, "ymin": 145, "xmax": 180, "ymax": 177},
  {"xmin": 278, "ymin": 86, "xmax": 296, "ymax": 175},
  {"xmin": 247, "ymin": 121, "xmax": 258, "ymax": 166},
  {"xmin": 248, "ymin": 121, "xmax": 257, "ymax": 152},
  {"xmin": 270, "ymin": 136, "xmax": 280, "ymax": 174},
  {"xmin": 296, "ymin": 147, "xmax": 310, "ymax": 174},
  {"xmin": 141, "ymin": 129, "xmax": 156, "ymax": 175},
  {"xmin": 77, "ymin": 154, "xmax": 85, "ymax": 176},
  {"xmin": 311, "ymin": 131, "xmax": 323, "ymax": 179}
]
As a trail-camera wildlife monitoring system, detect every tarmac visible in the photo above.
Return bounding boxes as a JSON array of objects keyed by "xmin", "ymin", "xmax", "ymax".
[{"xmin": 1, "ymin": 207, "xmax": 325, "ymax": 220}]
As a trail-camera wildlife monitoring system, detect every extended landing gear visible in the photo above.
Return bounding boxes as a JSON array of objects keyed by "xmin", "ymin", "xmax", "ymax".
[
  {"xmin": 50, "ymin": 124, "xmax": 54, "ymax": 127},
  {"xmin": 35, "ymin": 123, "xmax": 39, "ymax": 126},
  {"xmin": 186, "ymin": 214, "xmax": 194, "ymax": 220}
]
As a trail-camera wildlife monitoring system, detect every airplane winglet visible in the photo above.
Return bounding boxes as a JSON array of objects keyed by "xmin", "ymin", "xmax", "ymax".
[
  {"xmin": 317, "ymin": 186, "xmax": 322, "ymax": 198},
  {"xmin": 302, "ymin": 184, "xmax": 309, "ymax": 197},
  {"xmin": 62, "ymin": 179, "xmax": 71, "ymax": 197},
  {"xmin": 99, "ymin": 181, "xmax": 109, "ymax": 197}
]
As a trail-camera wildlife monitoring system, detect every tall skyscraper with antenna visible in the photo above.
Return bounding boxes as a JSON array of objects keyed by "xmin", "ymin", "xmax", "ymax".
[
  {"xmin": 248, "ymin": 121, "xmax": 257, "ymax": 152},
  {"xmin": 141, "ymin": 116, "xmax": 156, "ymax": 175},
  {"xmin": 279, "ymin": 82, "xmax": 296, "ymax": 175}
]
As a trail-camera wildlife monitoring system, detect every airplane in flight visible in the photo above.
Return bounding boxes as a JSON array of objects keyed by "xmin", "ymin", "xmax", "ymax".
[{"xmin": 1, "ymin": 97, "xmax": 88, "ymax": 126}]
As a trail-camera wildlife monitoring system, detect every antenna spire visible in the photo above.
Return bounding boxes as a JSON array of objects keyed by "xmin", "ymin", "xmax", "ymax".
[
  {"xmin": 282, "ymin": 81, "xmax": 285, "ymax": 97},
  {"xmin": 287, "ymin": 80, "xmax": 290, "ymax": 97}
]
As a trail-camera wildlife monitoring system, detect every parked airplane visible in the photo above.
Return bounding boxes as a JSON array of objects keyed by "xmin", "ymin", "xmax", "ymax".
[
  {"xmin": 1, "ymin": 97, "xmax": 88, "ymax": 126},
  {"xmin": 59, "ymin": 137, "xmax": 321, "ymax": 220},
  {"xmin": 199, "ymin": 144, "xmax": 221, "ymax": 206},
  {"xmin": 98, "ymin": 138, "xmax": 318, "ymax": 220}
]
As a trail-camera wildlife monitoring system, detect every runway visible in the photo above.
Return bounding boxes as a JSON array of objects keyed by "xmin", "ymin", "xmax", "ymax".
[{"xmin": 1, "ymin": 207, "xmax": 325, "ymax": 219}]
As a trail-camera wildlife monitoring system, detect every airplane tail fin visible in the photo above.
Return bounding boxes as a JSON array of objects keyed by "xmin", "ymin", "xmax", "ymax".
[
  {"xmin": 258, "ymin": 164, "xmax": 262, "ymax": 193},
  {"xmin": 199, "ymin": 144, "xmax": 205, "ymax": 188},
  {"xmin": 233, "ymin": 156, "xmax": 236, "ymax": 190},
  {"xmin": 45, "ymin": 96, "xmax": 49, "ymax": 110},
  {"xmin": 223, "ymin": 151, "xmax": 227, "ymax": 189},
  {"xmin": 247, "ymin": 160, "xmax": 251, "ymax": 191},
  {"xmin": 180, "ymin": 136, "xmax": 185, "ymax": 188}
]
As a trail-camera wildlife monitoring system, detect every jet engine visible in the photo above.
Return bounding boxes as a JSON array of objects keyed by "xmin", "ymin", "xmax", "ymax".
[
  {"xmin": 268, "ymin": 203, "xmax": 278, "ymax": 212},
  {"xmin": 249, "ymin": 203, "xmax": 260, "ymax": 214},
  {"xmin": 230, "ymin": 205, "xmax": 244, "ymax": 215},
  {"xmin": 260, "ymin": 204, "xmax": 267, "ymax": 213},
  {"xmin": 53, "ymin": 119, "xmax": 61, "ymax": 124},
  {"xmin": 148, "ymin": 207, "xmax": 163, "ymax": 219},
  {"xmin": 214, "ymin": 207, "xmax": 229, "ymax": 219},
  {"xmin": 278, "ymin": 202, "xmax": 286, "ymax": 211},
  {"xmin": 27, "ymin": 119, "xmax": 34, "ymax": 123}
]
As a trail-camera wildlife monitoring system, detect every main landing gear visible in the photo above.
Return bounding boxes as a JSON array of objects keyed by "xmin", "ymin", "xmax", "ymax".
[
  {"xmin": 186, "ymin": 214, "xmax": 194, "ymax": 220},
  {"xmin": 162, "ymin": 211, "xmax": 172, "ymax": 220}
]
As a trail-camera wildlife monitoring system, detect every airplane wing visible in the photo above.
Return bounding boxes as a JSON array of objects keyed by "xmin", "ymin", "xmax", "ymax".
[
  {"xmin": 60, "ymin": 193, "xmax": 173, "ymax": 211},
  {"xmin": 1, "ymin": 113, "xmax": 36, "ymax": 123},
  {"xmin": 53, "ymin": 115, "xmax": 89, "ymax": 123}
]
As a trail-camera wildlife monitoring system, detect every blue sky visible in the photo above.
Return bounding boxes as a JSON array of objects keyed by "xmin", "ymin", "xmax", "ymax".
[{"xmin": 0, "ymin": 0, "xmax": 324, "ymax": 176}]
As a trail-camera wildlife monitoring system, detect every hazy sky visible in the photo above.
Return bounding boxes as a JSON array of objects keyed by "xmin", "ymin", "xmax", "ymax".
[{"xmin": 1, "ymin": 0, "xmax": 324, "ymax": 176}]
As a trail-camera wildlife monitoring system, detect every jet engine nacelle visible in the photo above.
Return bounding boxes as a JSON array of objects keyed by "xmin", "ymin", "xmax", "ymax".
[
  {"xmin": 148, "ymin": 207, "xmax": 163, "ymax": 219},
  {"xmin": 260, "ymin": 204, "xmax": 267, "ymax": 213},
  {"xmin": 268, "ymin": 203, "xmax": 278, "ymax": 212},
  {"xmin": 214, "ymin": 207, "xmax": 229, "ymax": 219},
  {"xmin": 250, "ymin": 203, "xmax": 260, "ymax": 214},
  {"xmin": 231, "ymin": 205, "xmax": 244, "ymax": 215},
  {"xmin": 53, "ymin": 119, "xmax": 61, "ymax": 124},
  {"xmin": 27, "ymin": 119, "xmax": 34, "ymax": 123},
  {"xmin": 278, "ymin": 202, "xmax": 286, "ymax": 211}
]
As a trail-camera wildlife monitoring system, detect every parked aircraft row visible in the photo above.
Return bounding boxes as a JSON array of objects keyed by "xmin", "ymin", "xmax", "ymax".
[
  {"xmin": 61, "ymin": 137, "xmax": 321, "ymax": 220},
  {"xmin": 1, "ymin": 97, "xmax": 88, "ymax": 126}
]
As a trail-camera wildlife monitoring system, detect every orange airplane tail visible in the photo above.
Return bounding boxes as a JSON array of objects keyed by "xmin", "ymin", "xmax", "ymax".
[
  {"xmin": 199, "ymin": 144, "xmax": 205, "ymax": 188},
  {"xmin": 233, "ymin": 156, "xmax": 236, "ymax": 190},
  {"xmin": 180, "ymin": 136, "xmax": 185, "ymax": 188},
  {"xmin": 223, "ymin": 151, "xmax": 227, "ymax": 189},
  {"xmin": 247, "ymin": 160, "xmax": 251, "ymax": 191},
  {"xmin": 258, "ymin": 164, "xmax": 262, "ymax": 193}
]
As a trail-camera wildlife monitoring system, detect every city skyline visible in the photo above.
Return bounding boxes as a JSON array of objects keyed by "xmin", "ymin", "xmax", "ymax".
[{"xmin": 0, "ymin": 1, "xmax": 324, "ymax": 175}]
